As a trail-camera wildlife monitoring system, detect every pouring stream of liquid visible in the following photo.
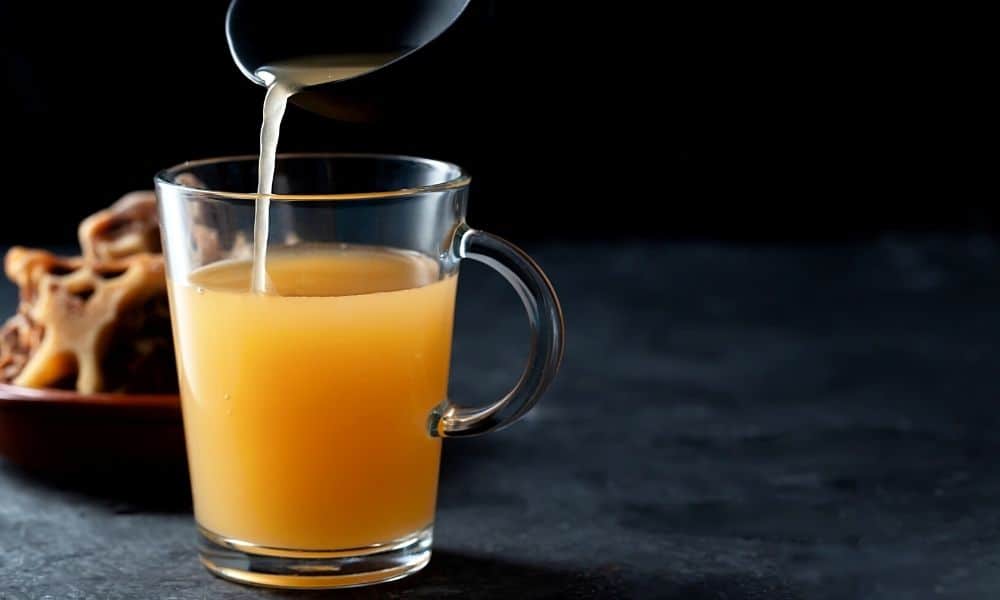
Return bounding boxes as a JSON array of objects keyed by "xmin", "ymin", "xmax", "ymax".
[{"xmin": 251, "ymin": 53, "xmax": 402, "ymax": 293}]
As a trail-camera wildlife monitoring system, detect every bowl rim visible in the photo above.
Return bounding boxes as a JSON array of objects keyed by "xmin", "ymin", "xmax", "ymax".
[{"xmin": 0, "ymin": 382, "xmax": 179, "ymax": 409}]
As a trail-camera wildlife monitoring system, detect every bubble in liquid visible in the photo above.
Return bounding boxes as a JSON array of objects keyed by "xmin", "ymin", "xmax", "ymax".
[
  {"xmin": 223, "ymin": 393, "xmax": 231, "ymax": 401},
  {"xmin": 196, "ymin": 287, "xmax": 205, "ymax": 295}
]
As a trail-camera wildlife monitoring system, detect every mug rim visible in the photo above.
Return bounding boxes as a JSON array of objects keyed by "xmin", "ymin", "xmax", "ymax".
[{"xmin": 154, "ymin": 152, "xmax": 471, "ymax": 202}]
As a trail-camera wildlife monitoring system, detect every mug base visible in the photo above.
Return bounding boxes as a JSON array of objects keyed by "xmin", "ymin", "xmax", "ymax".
[{"xmin": 197, "ymin": 524, "xmax": 433, "ymax": 589}]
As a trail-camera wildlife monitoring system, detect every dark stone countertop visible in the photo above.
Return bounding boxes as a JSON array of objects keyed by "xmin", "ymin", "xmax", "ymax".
[{"xmin": 1, "ymin": 238, "xmax": 999, "ymax": 599}]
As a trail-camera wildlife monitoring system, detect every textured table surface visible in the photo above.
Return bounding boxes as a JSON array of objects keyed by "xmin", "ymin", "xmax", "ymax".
[{"xmin": 1, "ymin": 239, "xmax": 999, "ymax": 599}]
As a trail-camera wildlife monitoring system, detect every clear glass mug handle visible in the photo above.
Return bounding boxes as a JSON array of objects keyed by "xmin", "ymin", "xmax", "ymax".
[{"xmin": 430, "ymin": 224, "xmax": 565, "ymax": 437}]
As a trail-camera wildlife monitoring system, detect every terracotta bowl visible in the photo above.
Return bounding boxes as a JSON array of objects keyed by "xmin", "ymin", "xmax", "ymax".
[{"xmin": 0, "ymin": 383, "xmax": 185, "ymax": 473}]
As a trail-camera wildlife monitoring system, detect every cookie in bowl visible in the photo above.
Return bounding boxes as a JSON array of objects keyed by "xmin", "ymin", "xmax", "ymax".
[{"xmin": 0, "ymin": 192, "xmax": 183, "ymax": 472}]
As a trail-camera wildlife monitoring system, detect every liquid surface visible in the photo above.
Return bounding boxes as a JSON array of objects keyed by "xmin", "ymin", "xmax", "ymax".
[
  {"xmin": 169, "ymin": 246, "xmax": 456, "ymax": 549},
  {"xmin": 251, "ymin": 53, "xmax": 401, "ymax": 293},
  {"xmin": 255, "ymin": 53, "xmax": 402, "ymax": 90}
]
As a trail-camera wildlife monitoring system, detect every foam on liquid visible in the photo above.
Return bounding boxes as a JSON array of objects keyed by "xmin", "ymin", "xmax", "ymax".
[{"xmin": 251, "ymin": 53, "xmax": 402, "ymax": 293}]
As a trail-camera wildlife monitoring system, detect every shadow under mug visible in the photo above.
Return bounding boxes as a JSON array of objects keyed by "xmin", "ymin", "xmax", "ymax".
[{"xmin": 154, "ymin": 153, "xmax": 563, "ymax": 589}]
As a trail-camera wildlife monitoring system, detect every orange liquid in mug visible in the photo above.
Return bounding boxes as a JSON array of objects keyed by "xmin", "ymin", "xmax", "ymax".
[{"xmin": 167, "ymin": 245, "xmax": 456, "ymax": 549}]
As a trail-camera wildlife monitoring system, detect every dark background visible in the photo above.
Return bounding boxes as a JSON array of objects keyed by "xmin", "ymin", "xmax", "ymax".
[{"xmin": 0, "ymin": 1, "xmax": 990, "ymax": 245}]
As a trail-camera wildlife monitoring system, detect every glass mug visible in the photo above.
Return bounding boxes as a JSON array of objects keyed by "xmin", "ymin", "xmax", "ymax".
[{"xmin": 154, "ymin": 154, "xmax": 563, "ymax": 588}]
